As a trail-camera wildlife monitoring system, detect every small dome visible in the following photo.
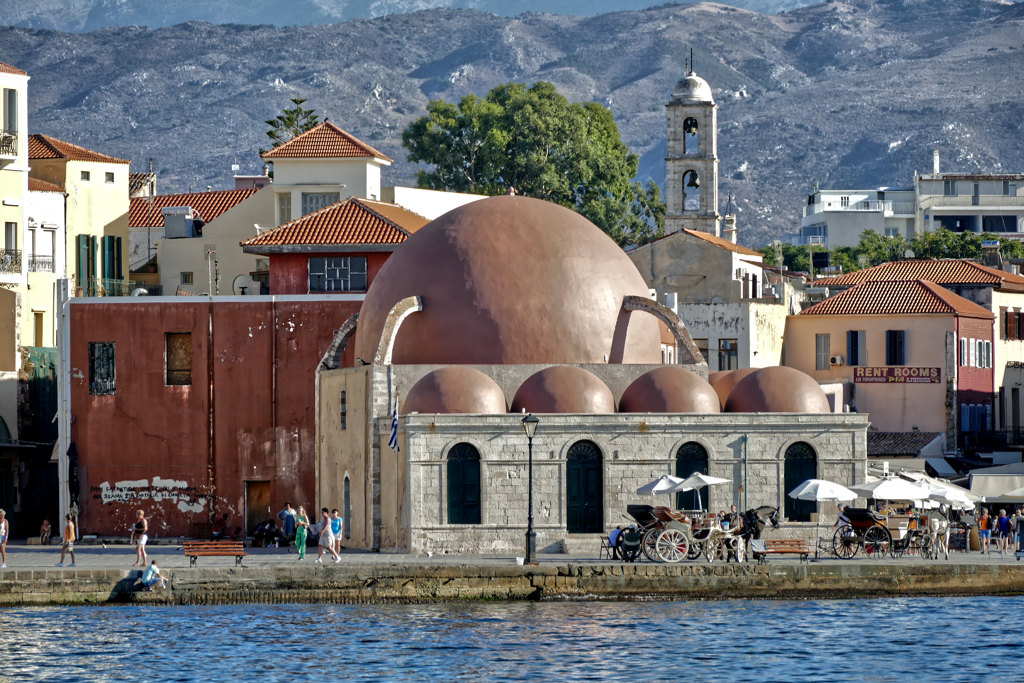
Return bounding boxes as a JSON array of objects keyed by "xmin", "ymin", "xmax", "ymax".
[
  {"xmin": 724, "ymin": 367, "xmax": 831, "ymax": 413},
  {"xmin": 707, "ymin": 368, "xmax": 758, "ymax": 410},
  {"xmin": 619, "ymin": 366, "xmax": 720, "ymax": 413},
  {"xmin": 403, "ymin": 367, "xmax": 507, "ymax": 414},
  {"xmin": 671, "ymin": 71, "xmax": 714, "ymax": 105},
  {"xmin": 511, "ymin": 366, "xmax": 615, "ymax": 414}
]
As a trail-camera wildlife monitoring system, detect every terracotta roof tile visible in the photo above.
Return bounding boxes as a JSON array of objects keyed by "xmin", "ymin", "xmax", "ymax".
[
  {"xmin": 260, "ymin": 121, "xmax": 393, "ymax": 161},
  {"xmin": 682, "ymin": 229, "xmax": 762, "ymax": 257},
  {"xmin": 27, "ymin": 134, "xmax": 130, "ymax": 164},
  {"xmin": 814, "ymin": 259, "xmax": 1024, "ymax": 289},
  {"xmin": 867, "ymin": 431, "xmax": 943, "ymax": 457},
  {"xmin": 241, "ymin": 197, "xmax": 428, "ymax": 250},
  {"xmin": 800, "ymin": 279, "xmax": 994, "ymax": 319},
  {"xmin": 0, "ymin": 61, "xmax": 27, "ymax": 76},
  {"xmin": 129, "ymin": 188, "xmax": 260, "ymax": 228},
  {"xmin": 28, "ymin": 177, "xmax": 64, "ymax": 193}
]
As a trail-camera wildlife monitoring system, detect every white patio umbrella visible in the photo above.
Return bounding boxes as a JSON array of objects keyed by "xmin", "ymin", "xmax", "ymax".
[
  {"xmin": 636, "ymin": 474, "xmax": 686, "ymax": 497},
  {"xmin": 850, "ymin": 477, "xmax": 933, "ymax": 501},
  {"xmin": 670, "ymin": 473, "xmax": 731, "ymax": 510},
  {"xmin": 788, "ymin": 479, "xmax": 858, "ymax": 559}
]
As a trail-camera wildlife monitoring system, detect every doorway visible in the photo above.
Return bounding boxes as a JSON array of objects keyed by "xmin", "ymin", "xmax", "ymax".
[
  {"xmin": 566, "ymin": 440, "xmax": 603, "ymax": 533},
  {"xmin": 245, "ymin": 481, "xmax": 271, "ymax": 534}
]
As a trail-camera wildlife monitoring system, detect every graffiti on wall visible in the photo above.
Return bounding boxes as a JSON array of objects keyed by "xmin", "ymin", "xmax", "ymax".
[{"xmin": 92, "ymin": 477, "xmax": 210, "ymax": 513}]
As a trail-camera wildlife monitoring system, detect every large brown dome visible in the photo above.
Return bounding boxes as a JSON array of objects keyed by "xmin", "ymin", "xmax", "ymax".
[
  {"xmin": 352, "ymin": 196, "xmax": 661, "ymax": 365},
  {"xmin": 403, "ymin": 367, "xmax": 507, "ymax": 415},
  {"xmin": 510, "ymin": 366, "xmax": 615, "ymax": 414},
  {"xmin": 724, "ymin": 366, "xmax": 831, "ymax": 413},
  {"xmin": 708, "ymin": 368, "xmax": 758, "ymax": 410},
  {"xmin": 619, "ymin": 366, "xmax": 720, "ymax": 413}
]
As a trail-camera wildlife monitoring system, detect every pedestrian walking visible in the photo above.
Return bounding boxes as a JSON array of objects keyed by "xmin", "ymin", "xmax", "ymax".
[
  {"xmin": 56, "ymin": 513, "xmax": 75, "ymax": 567},
  {"xmin": 295, "ymin": 506, "xmax": 310, "ymax": 560},
  {"xmin": 978, "ymin": 508, "xmax": 992, "ymax": 555},
  {"xmin": 316, "ymin": 508, "xmax": 340, "ymax": 564},
  {"xmin": 0, "ymin": 509, "xmax": 8, "ymax": 568},
  {"xmin": 40, "ymin": 517, "xmax": 52, "ymax": 545},
  {"xmin": 141, "ymin": 560, "xmax": 168, "ymax": 591},
  {"xmin": 277, "ymin": 502, "xmax": 298, "ymax": 548},
  {"xmin": 132, "ymin": 509, "xmax": 149, "ymax": 567},
  {"xmin": 997, "ymin": 509, "xmax": 1011, "ymax": 555},
  {"xmin": 331, "ymin": 509, "xmax": 344, "ymax": 555}
]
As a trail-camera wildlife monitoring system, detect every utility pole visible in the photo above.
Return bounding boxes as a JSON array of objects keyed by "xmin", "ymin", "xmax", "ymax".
[
  {"xmin": 808, "ymin": 242, "xmax": 814, "ymax": 283},
  {"xmin": 147, "ymin": 158, "xmax": 155, "ymax": 268}
]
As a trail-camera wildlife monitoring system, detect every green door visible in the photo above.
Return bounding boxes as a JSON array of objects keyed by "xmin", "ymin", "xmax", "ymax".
[
  {"xmin": 566, "ymin": 441, "xmax": 602, "ymax": 533},
  {"xmin": 784, "ymin": 442, "xmax": 817, "ymax": 521},
  {"xmin": 675, "ymin": 442, "xmax": 709, "ymax": 511}
]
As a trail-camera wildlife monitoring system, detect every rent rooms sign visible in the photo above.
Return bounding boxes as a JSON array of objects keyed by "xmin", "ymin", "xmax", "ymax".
[{"xmin": 854, "ymin": 367, "xmax": 941, "ymax": 383}]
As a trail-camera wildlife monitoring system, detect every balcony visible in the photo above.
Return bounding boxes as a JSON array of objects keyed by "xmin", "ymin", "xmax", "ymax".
[
  {"xmin": 0, "ymin": 130, "xmax": 16, "ymax": 158},
  {"xmin": 76, "ymin": 278, "xmax": 144, "ymax": 297},
  {"xmin": 803, "ymin": 200, "xmax": 891, "ymax": 217},
  {"xmin": 889, "ymin": 202, "xmax": 916, "ymax": 216},
  {"xmin": 0, "ymin": 249, "xmax": 22, "ymax": 275},
  {"xmin": 28, "ymin": 256, "xmax": 54, "ymax": 273}
]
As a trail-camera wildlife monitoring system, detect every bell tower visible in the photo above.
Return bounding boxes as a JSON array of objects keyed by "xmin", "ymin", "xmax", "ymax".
[{"xmin": 665, "ymin": 63, "xmax": 720, "ymax": 236}]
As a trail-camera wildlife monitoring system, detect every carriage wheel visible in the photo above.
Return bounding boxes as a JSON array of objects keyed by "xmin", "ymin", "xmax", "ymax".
[
  {"xmin": 833, "ymin": 528, "xmax": 858, "ymax": 559},
  {"xmin": 705, "ymin": 538, "xmax": 718, "ymax": 563},
  {"xmin": 890, "ymin": 539, "xmax": 905, "ymax": 559},
  {"xmin": 655, "ymin": 529, "xmax": 689, "ymax": 564},
  {"xmin": 642, "ymin": 528, "xmax": 662, "ymax": 563},
  {"xmin": 864, "ymin": 526, "xmax": 891, "ymax": 557},
  {"xmin": 918, "ymin": 533, "xmax": 933, "ymax": 560}
]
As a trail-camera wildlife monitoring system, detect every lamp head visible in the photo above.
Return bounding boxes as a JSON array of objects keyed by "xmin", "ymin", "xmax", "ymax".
[{"xmin": 521, "ymin": 413, "xmax": 540, "ymax": 440}]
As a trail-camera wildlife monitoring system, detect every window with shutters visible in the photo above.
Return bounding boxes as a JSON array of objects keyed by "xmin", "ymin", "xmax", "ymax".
[
  {"xmin": 960, "ymin": 337, "xmax": 968, "ymax": 366},
  {"xmin": 340, "ymin": 391, "xmax": 347, "ymax": 430},
  {"xmin": 88, "ymin": 342, "xmax": 115, "ymax": 395},
  {"xmin": 1018, "ymin": 313, "xmax": 1024, "ymax": 341},
  {"xmin": 847, "ymin": 330, "xmax": 866, "ymax": 366},
  {"xmin": 784, "ymin": 442, "xmax": 817, "ymax": 522},
  {"xmin": 718, "ymin": 339, "xmax": 738, "ymax": 371},
  {"xmin": 301, "ymin": 192, "xmax": 340, "ymax": 216},
  {"xmin": 446, "ymin": 443, "xmax": 481, "ymax": 525},
  {"xmin": 1004, "ymin": 180, "xmax": 1017, "ymax": 197},
  {"xmin": 815, "ymin": 334, "xmax": 831, "ymax": 370},
  {"xmin": 1006, "ymin": 310, "xmax": 1016, "ymax": 341},
  {"xmin": 278, "ymin": 193, "xmax": 292, "ymax": 225},
  {"xmin": 969, "ymin": 338, "xmax": 976, "ymax": 368},
  {"xmin": 885, "ymin": 330, "xmax": 905, "ymax": 366},
  {"xmin": 165, "ymin": 333, "xmax": 192, "ymax": 385},
  {"xmin": 944, "ymin": 180, "xmax": 957, "ymax": 196}
]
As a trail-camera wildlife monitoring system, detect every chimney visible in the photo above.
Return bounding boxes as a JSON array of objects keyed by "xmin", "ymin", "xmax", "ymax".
[
  {"xmin": 933, "ymin": 149, "xmax": 940, "ymax": 174},
  {"xmin": 723, "ymin": 214, "xmax": 737, "ymax": 244}
]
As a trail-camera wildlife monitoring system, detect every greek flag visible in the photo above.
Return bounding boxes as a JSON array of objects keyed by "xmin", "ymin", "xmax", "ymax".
[{"xmin": 389, "ymin": 398, "xmax": 399, "ymax": 452}]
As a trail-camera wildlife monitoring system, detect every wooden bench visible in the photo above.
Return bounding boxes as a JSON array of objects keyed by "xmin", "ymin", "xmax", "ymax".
[
  {"xmin": 750, "ymin": 539, "xmax": 809, "ymax": 564},
  {"xmin": 183, "ymin": 541, "xmax": 248, "ymax": 567}
]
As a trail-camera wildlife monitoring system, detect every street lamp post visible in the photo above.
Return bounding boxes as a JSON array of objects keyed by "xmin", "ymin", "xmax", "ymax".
[{"xmin": 521, "ymin": 413, "xmax": 540, "ymax": 565}]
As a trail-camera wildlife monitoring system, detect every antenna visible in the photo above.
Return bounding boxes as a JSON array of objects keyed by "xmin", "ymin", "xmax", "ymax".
[{"xmin": 690, "ymin": 48, "xmax": 694, "ymax": 73}]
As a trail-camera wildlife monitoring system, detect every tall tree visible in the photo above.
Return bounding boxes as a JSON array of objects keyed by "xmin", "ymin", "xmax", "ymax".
[
  {"xmin": 264, "ymin": 98, "xmax": 320, "ymax": 149},
  {"xmin": 402, "ymin": 82, "xmax": 663, "ymax": 247}
]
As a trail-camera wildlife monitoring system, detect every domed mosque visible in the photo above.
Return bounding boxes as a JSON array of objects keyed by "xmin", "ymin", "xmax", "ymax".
[{"xmin": 317, "ymin": 81, "xmax": 867, "ymax": 556}]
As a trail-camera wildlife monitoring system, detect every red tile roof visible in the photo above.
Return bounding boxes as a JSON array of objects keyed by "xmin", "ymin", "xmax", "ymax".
[
  {"xmin": 28, "ymin": 177, "xmax": 64, "ymax": 193},
  {"xmin": 0, "ymin": 61, "xmax": 27, "ymax": 76},
  {"xmin": 813, "ymin": 259, "xmax": 1024, "ymax": 291},
  {"xmin": 241, "ymin": 197, "xmax": 428, "ymax": 251},
  {"xmin": 682, "ymin": 229, "xmax": 763, "ymax": 257},
  {"xmin": 260, "ymin": 121, "xmax": 393, "ymax": 161},
  {"xmin": 800, "ymin": 279, "xmax": 994, "ymax": 319},
  {"xmin": 129, "ymin": 188, "xmax": 261, "ymax": 228},
  {"xmin": 28, "ymin": 134, "xmax": 130, "ymax": 165}
]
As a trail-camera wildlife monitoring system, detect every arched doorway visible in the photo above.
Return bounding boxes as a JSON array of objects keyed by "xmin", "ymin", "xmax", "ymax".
[
  {"xmin": 675, "ymin": 442, "xmax": 709, "ymax": 511},
  {"xmin": 566, "ymin": 440, "xmax": 603, "ymax": 533},
  {"xmin": 784, "ymin": 442, "xmax": 817, "ymax": 522},
  {"xmin": 447, "ymin": 443, "xmax": 481, "ymax": 524}
]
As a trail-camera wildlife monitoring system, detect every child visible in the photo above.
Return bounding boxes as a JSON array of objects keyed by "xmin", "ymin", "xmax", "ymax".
[
  {"xmin": 40, "ymin": 517, "xmax": 52, "ymax": 545},
  {"xmin": 141, "ymin": 560, "xmax": 167, "ymax": 591}
]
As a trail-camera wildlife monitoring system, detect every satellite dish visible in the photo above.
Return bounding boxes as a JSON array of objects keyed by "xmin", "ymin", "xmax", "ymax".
[
  {"xmin": 904, "ymin": 250, "xmax": 915, "ymax": 259},
  {"xmin": 232, "ymin": 274, "xmax": 254, "ymax": 296}
]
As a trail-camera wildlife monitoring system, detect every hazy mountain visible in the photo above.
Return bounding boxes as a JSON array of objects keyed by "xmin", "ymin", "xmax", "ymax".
[
  {"xmin": 2, "ymin": 0, "xmax": 1023, "ymax": 246},
  {"xmin": 3, "ymin": 0, "xmax": 816, "ymax": 33}
]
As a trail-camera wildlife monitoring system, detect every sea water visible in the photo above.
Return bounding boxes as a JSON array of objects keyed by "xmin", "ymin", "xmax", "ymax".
[{"xmin": 0, "ymin": 596, "xmax": 1018, "ymax": 681}]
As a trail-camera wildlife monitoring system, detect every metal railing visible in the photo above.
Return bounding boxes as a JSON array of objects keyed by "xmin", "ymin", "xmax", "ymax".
[
  {"xmin": 803, "ymin": 200, "xmax": 891, "ymax": 217},
  {"xmin": 0, "ymin": 130, "xmax": 17, "ymax": 157},
  {"xmin": 0, "ymin": 249, "xmax": 22, "ymax": 274},
  {"xmin": 77, "ymin": 278, "xmax": 144, "ymax": 297},
  {"xmin": 889, "ymin": 202, "xmax": 916, "ymax": 215},
  {"xmin": 28, "ymin": 256, "xmax": 53, "ymax": 273}
]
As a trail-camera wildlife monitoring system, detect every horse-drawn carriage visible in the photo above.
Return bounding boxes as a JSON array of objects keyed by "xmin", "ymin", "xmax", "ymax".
[
  {"xmin": 833, "ymin": 508, "xmax": 937, "ymax": 559},
  {"xmin": 623, "ymin": 504, "xmax": 778, "ymax": 563}
]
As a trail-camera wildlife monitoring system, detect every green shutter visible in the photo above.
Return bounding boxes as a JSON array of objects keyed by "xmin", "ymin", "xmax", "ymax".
[
  {"xmin": 115, "ymin": 236, "xmax": 123, "ymax": 279},
  {"xmin": 76, "ymin": 235, "xmax": 89, "ymax": 289}
]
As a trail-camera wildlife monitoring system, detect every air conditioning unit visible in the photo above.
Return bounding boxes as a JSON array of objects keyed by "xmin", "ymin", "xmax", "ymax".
[{"xmin": 830, "ymin": 355, "xmax": 845, "ymax": 366}]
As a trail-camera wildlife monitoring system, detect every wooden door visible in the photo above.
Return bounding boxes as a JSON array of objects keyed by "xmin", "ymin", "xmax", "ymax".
[
  {"xmin": 566, "ymin": 441, "xmax": 603, "ymax": 533},
  {"xmin": 245, "ymin": 481, "xmax": 271, "ymax": 534}
]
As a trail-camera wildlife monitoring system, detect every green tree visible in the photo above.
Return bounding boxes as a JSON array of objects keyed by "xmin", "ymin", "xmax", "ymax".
[
  {"xmin": 402, "ymin": 82, "xmax": 663, "ymax": 247},
  {"xmin": 264, "ymin": 98, "xmax": 320, "ymax": 149}
]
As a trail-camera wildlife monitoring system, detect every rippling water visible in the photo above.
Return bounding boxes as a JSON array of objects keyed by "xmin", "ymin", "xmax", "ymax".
[{"xmin": 1, "ymin": 597, "xmax": 1020, "ymax": 681}]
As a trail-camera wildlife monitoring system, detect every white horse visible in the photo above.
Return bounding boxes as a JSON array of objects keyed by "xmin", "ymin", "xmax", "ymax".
[{"xmin": 928, "ymin": 506, "xmax": 951, "ymax": 560}]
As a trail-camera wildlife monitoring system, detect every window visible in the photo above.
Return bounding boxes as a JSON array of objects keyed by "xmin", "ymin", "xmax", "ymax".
[
  {"xmin": 1007, "ymin": 310, "xmax": 1018, "ymax": 341},
  {"xmin": 969, "ymin": 337, "xmax": 976, "ymax": 367},
  {"xmin": 840, "ymin": 196, "xmax": 850, "ymax": 208},
  {"xmin": 278, "ymin": 193, "xmax": 291, "ymax": 225},
  {"xmin": 3, "ymin": 221, "xmax": 15, "ymax": 250},
  {"xmin": 692, "ymin": 338, "xmax": 709, "ymax": 364},
  {"xmin": 81, "ymin": 171, "xmax": 90, "ymax": 182},
  {"xmin": 105, "ymin": 172, "xmax": 114, "ymax": 184},
  {"xmin": 944, "ymin": 180, "xmax": 957, "ymax": 196},
  {"xmin": 340, "ymin": 390, "xmax": 347, "ymax": 430},
  {"xmin": 301, "ymin": 192, "xmax": 340, "ymax": 216},
  {"xmin": 683, "ymin": 117, "xmax": 699, "ymax": 154},
  {"xmin": 2, "ymin": 88, "xmax": 18, "ymax": 136},
  {"xmin": 308, "ymin": 256, "xmax": 368, "ymax": 292},
  {"xmin": 815, "ymin": 334, "xmax": 831, "ymax": 371},
  {"xmin": 1004, "ymin": 180, "xmax": 1017, "ymax": 197},
  {"xmin": 675, "ymin": 442, "xmax": 709, "ymax": 511},
  {"xmin": 88, "ymin": 341, "xmax": 115, "ymax": 395},
  {"xmin": 34, "ymin": 312, "xmax": 43, "ymax": 347},
  {"xmin": 447, "ymin": 443, "xmax": 481, "ymax": 525},
  {"xmin": 977, "ymin": 340, "xmax": 992, "ymax": 369},
  {"xmin": 847, "ymin": 331, "xmax": 866, "ymax": 366},
  {"xmin": 885, "ymin": 330, "xmax": 905, "ymax": 366},
  {"xmin": 165, "ymin": 333, "xmax": 192, "ymax": 385},
  {"xmin": 180, "ymin": 272, "xmax": 193, "ymax": 286},
  {"xmin": 718, "ymin": 339, "xmax": 738, "ymax": 371},
  {"xmin": 884, "ymin": 227, "xmax": 900, "ymax": 238},
  {"xmin": 960, "ymin": 337, "xmax": 968, "ymax": 366},
  {"xmin": 784, "ymin": 443, "xmax": 817, "ymax": 522}
]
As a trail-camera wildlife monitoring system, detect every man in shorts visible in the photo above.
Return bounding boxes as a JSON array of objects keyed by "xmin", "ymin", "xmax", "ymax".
[
  {"xmin": 141, "ymin": 560, "xmax": 168, "ymax": 591},
  {"xmin": 57, "ymin": 513, "xmax": 76, "ymax": 567},
  {"xmin": 316, "ymin": 508, "xmax": 340, "ymax": 564}
]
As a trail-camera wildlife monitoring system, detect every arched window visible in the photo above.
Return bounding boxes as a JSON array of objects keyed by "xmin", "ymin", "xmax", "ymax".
[
  {"xmin": 683, "ymin": 117, "xmax": 699, "ymax": 154},
  {"xmin": 340, "ymin": 390, "xmax": 347, "ymax": 430},
  {"xmin": 683, "ymin": 170, "xmax": 700, "ymax": 211},
  {"xmin": 566, "ymin": 440, "xmax": 603, "ymax": 533},
  {"xmin": 675, "ymin": 442, "xmax": 709, "ymax": 511},
  {"xmin": 343, "ymin": 476, "xmax": 351, "ymax": 539},
  {"xmin": 784, "ymin": 442, "xmax": 817, "ymax": 522},
  {"xmin": 447, "ymin": 443, "xmax": 481, "ymax": 525}
]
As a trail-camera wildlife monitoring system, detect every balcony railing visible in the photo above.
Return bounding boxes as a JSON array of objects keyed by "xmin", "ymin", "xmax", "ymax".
[
  {"xmin": 803, "ymin": 200, "xmax": 891, "ymax": 217},
  {"xmin": 28, "ymin": 256, "xmax": 54, "ymax": 273},
  {"xmin": 77, "ymin": 278, "xmax": 144, "ymax": 297},
  {"xmin": 0, "ymin": 249, "xmax": 22, "ymax": 275},
  {"xmin": 0, "ymin": 130, "xmax": 17, "ymax": 157},
  {"xmin": 889, "ymin": 202, "xmax": 916, "ymax": 215}
]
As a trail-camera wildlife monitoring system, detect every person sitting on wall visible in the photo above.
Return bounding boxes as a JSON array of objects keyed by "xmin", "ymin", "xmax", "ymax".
[
  {"xmin": 40, "ymin": 517, "xmax": 52, "ymax": 545},
  {"xmin": 229, "ymin": 526, "xmax": 244, "ymax": 542},
  {"xmin": 212, "ymin": 513, "xmax": 229, "ymax": 540},
  {"xmin": 262, "ymin": 519, "xmax": 281, "ymax": 547}
]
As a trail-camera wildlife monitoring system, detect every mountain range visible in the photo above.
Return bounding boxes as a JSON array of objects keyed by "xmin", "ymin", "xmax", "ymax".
[{"xmin": 1, "ymin": 0, "xmax": 1023, "ymax": 246}]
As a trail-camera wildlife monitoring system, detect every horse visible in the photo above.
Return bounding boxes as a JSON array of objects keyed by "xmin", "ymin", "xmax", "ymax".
[
  {"xmin": 712, "ymin": 506, "xmax": 779, "ymax": 562},
  {"xmin": 928, "ymin": 505, "xmax": 951, "ymax": 560}
]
